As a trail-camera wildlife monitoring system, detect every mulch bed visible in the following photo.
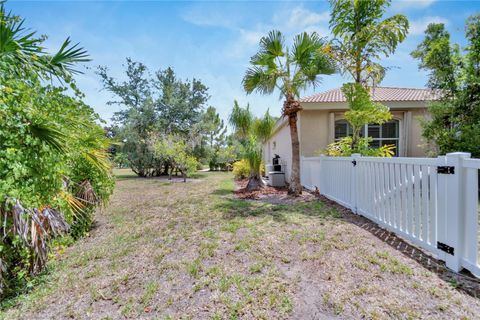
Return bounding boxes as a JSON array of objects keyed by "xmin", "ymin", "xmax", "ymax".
[{"xmin": 234, "ymin": 179, "xmax": 317, "ymax": 204}]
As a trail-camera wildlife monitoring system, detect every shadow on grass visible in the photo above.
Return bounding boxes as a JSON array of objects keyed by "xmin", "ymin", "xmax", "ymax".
[
  {"xmin": 215, "ymin": 196, "xmax": 341, "ymax": 224},
  {"xmin": 213, "ymin": 179, "xmax": 480, "ymax": 298},
  {"xmin": 319, "ymin": 196, "xmax": 480, "ymax": 299}
]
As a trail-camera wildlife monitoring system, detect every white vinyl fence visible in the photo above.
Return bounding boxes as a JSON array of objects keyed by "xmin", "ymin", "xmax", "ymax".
[{"xmin": 301, "ymin": 152, "xmax": 480, "ymax": 277}]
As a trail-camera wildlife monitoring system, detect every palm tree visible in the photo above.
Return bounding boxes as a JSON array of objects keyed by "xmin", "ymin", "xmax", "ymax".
[
  {"xmin": 329, "ymin": 0, "xmax": 409, "ymax": 86},
  {"xmin": 0, "ymin": 3, "xmax": 89, "ymax": 80},
  {"xmin": 243, "ymin": 31, "xmax": 336, "ymax": 196},
  {"xmin": 229, "ymin": 101, "xmax": 275, "ymax": 190},
  {"xmin": 328, "ymin": 0, "xmax": 408, "ymax": 150}
]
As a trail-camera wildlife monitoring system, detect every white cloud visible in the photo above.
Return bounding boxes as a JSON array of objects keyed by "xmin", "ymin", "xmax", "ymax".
[
  {"xmin": 180, "ymin": 5, "xmax": 237, "ymax": 28},
  {"xmin": 409, "ymin": 16, "xmax": 449, "ymax": 35},
  {"xmin": 281, "ymin": 7, "xmax": 330, "ymax": 31},
  {"xmin": 392, "ymin": 0, "xmax": 436, "ymax": 10}
]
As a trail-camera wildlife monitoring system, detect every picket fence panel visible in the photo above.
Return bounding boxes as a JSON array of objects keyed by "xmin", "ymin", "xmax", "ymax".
[{"xmin": 301, "ymin": 153, "xmax": 480, "ymax": 277}]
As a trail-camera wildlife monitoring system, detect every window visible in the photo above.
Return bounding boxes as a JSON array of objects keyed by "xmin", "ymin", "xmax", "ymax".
[{"xmin": 334, "ymin": 119, "xmax": 400, "ymax": 156}]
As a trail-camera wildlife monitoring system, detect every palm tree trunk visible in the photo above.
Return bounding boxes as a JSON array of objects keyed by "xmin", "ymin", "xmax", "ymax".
[
  {"xmin": 283, "ymin": 94, "xmax": 302, "ymax": 196},
  {"xmin": 246, "ymin": 173, "xmax": 264, "ymax": 191}
]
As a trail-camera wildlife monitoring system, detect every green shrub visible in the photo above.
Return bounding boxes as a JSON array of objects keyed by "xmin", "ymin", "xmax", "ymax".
[
  {"xmin": 318, "ymin": 136, "xmax": 395, "ymax": 157},
  {"xmin": 233, "ymin": 160, "xmax": 250, "ymax": 179},
  {"xmin": 232, "ymin": 159, "xmax": 265, "ymax": 179}
]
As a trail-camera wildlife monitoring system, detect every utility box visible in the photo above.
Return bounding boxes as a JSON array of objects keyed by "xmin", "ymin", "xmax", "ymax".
[{"xmin": 269, "ymin": 171, "xmax": 286, "ymax": 187}]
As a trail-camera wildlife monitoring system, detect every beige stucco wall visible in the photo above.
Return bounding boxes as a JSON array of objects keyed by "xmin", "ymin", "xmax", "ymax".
[
  {"xmin": 409, "ymin": 109, "xmax": 430, "ymax": 157},
  {"xmin": 263, "ymin": 120, "xmax": 292, "ymax": 181},
  {"xmin": 299, "ymin": 110, "xmax": 330, "ymax": 157},
  {"xmin": 297, "ymin": 101, "xmax": 431, "ymax": 157},
  {"xmin": 263, "ymin": 101, "xmax": 432, "ymax": 183}
]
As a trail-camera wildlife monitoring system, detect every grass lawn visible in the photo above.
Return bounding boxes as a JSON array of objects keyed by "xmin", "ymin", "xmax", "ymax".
[{"xmin": 1, "ymin": 170, "xmax": 479, "ymax": 319}]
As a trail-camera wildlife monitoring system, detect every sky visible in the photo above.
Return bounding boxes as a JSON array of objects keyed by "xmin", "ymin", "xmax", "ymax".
[{"xmin": 6, "ymin": 0, "xmax": 480, "ymax": 124}]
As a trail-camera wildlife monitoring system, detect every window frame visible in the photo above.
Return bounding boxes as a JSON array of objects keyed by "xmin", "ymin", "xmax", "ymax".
[{"xmin": 333, "ymin": 119, "xmax": 402, "ymax": 156}]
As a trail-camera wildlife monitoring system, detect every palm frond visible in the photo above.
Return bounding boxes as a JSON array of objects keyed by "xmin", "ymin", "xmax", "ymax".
[
  {"xmin": 229, "ymin": 100, "xmax": 253, "ymax": 140},
  {"xmin": 46, "ymin": 37, "xmax": 90, "ymax": 76},
  {"xmin": 259, "ymin": 30, "xmax": 285, "ymax": 58},
  {"xmin": 253, "ymin": 109, "xmax": 275, "ymax": 143},
  {"xmin": 29, "ymin": 122, "xmax": 68, "ymax": 153},
  {"xmin": 82, "ymin": 149, "xmax": 112, "ymax": 173},
  {"xmin": 242, "ymin": 66, "xmax": 279, "ymax": 95}
]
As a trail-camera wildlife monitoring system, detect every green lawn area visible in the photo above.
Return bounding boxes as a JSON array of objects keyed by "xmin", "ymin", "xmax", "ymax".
[{"xmin": 1, "ymin": 171, "xmax": 479, "ymax": 319}]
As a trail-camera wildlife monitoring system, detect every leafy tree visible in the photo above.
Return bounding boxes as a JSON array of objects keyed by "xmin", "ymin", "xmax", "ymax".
[
  {"xmin": 229, "ymin": 102, "xmax": 275, "ymax": 190},
  {"xmin": 328, "ymin": 0, "xmax": 407, "ymax": 152},
  {"xmin": 98, "ymin": 60, "xmax": 210, "ymax": 176},
  {"xmin": 411, "ymin": 16, "xmax": 480, "ymax": 157},
  {"xmin": 153, "ymin": 136, "xmax": 198, "ymax": 182},
  {"xmin": 199, "ymin": 106, "xmax": 227, "ymax": 170},
  {"xmin": 243, "ymin": 31, "xmax": 335, "ymax": 195}
]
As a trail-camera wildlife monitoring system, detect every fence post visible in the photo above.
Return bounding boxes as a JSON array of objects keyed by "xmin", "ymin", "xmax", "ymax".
[
  {"xmin": 350, "ymin": 153, "xmax": 361, "ymax": 214},
  {"xmin": 319, "ymin": 155, "xmax": 325, "ymax": 194},
  {"xmin": 438, "ymin": 152, "xmax": 471, "ymax": 272}
]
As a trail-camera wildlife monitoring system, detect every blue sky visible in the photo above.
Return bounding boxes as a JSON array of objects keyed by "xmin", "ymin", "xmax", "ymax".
[{"xmin": 7, "ymin": 0, "xmax": 480, "ymax": 123}]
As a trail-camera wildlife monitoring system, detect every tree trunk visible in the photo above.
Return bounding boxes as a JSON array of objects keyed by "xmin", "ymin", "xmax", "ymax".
[
  {"xmin": 245, "ymin": 174, "xmax": 264, "ymax": 191},
  {"xmin": 283, "ymin": 94, "xmax": 302, "ymax": 196}
]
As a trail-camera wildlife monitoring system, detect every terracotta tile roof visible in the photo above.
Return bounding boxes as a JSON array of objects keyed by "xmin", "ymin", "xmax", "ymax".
[{"xmin": 301, "ymin": 86, "xmax": 439, "ymax": 103}]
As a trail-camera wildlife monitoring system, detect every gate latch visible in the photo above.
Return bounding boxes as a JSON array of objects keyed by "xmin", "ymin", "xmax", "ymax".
[
  {"xmin": 437, "ymin": 166, "xmax": 455, "ymax": 174},
  {"xmin": 437, "ymin": 242, "xmax": 454, "ymax": 255}
]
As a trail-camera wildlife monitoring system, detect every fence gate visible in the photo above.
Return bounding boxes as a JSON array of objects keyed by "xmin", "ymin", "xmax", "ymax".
[{"xmin": 301, "ymin": 152, "xmax": 480, "ymax": 276}]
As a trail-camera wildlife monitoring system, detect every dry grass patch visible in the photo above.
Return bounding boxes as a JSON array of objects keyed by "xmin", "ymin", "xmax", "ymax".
[{"xmin": 0, "ymin": 170, "xmax": 479, "ymax": 319}]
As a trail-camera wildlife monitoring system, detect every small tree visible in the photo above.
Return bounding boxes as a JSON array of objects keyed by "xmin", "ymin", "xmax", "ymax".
[
  {"xmin": 329, "ymin": 0, "xmax": 408, "ymax": 153},
  {"xmin": 153, "ymin": 136, "xmax": 198, "ymax": 182},
  {"xmin": 229, "ymin": 102, "xmax": 275, "ymax": 190},
  {"xmin": 342, "ymin": 83, "xmax": 392, "ymax": 151}
]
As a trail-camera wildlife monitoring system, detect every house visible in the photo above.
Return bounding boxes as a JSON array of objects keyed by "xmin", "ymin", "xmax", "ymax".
[{"xmin": 263, "ymin": 86, "xmax": 438, "ymax": 181}]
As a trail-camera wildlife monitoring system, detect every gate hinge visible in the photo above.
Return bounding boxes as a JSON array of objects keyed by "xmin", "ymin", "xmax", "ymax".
[
  {"xmin": 437, "ymin": 242, "xmax": 454, "ymax": 255},
  {"xmin": 437, "ymin": 166, "xmax": 455, "ymax": 174}
]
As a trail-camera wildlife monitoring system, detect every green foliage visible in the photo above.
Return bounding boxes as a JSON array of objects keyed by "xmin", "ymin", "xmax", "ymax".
[
  {"xmin": 153, "ymin": 136, "xmax": 199, "ymax": 181},
  {"xmin": 342, "ymin": 83, "xmax": 392, "ymax": 149},
  {"xmin": 411, "ymin": 15, "xmax": 480, "ymax": 157},
  {"xmin": 328, "ymin": 0, "xmax": 402, "ymax": 153},
  {"xmin": 232, "ymin": 159, "xmax": 265, "ymax": 180},
  {"xmin": 411, "ymin": 23, "xmax": 461, "ymax": 96},
  {"xmin": 243, "ymin": 30, "xmax": 336, "ymax": 99},
  {"xmin": 0, "ymin": 3, "xmax": 89, "ymax": 81},
  {"xmin": 233, "ymin": 160, "xmax": 251, "ymax": 180},
  {"xmin": 199, "ymin": 106, "xmax": 229, "ymax": 170},
  {"xmin": 0, "ymin": 3, "xmax": 114, "ymax": 298},
  {"xmin": 329, "ymin": 0, "xmax": 409, "ymax": 85},
  {"xmin": 98, "ymin": 60, "xmax": 210, "ymax": 176},
  {"xmin": 322, "ymin": 137, "xmax": 395, "ymax": 157},
  {"xmin": 228, "ymin": 102, "xmax": 274, "ymax": 189}
]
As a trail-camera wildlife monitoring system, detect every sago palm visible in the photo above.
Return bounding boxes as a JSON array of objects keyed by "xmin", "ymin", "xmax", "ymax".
[{"xmin": 243, "ymin": 31, "xmax": 336, "ymax": 196}]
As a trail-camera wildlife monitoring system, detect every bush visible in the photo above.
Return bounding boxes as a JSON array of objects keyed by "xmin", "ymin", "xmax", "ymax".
[
  {"xmin": 319, "ymin": 136, "xmax": 395, "ymax": 157},
  {"xmin": 232, "ymin": 159, "xmax": 265, "ymax": 179},
  {"xmin": 233, "ymin": 160, "xmax": 250, "ymax": 179}
]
